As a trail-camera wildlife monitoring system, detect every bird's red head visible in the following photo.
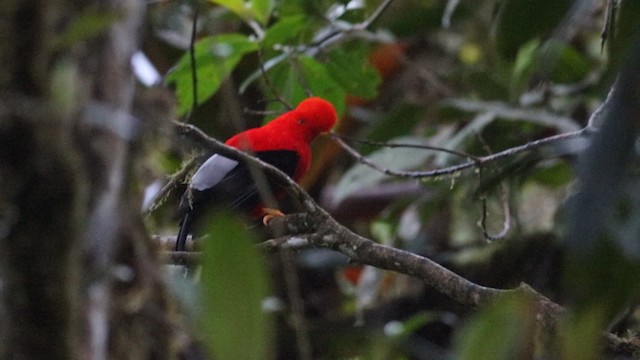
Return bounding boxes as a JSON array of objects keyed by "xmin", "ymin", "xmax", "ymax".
[
  {"xmin": 294, "ymin": 97, "xmax": 338, "ymax": 135},
  {"xmin": 264, "ymin": 97, "xmax": 338, "ymax": 144}
]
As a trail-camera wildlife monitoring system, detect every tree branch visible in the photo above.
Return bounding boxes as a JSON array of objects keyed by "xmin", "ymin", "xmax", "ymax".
[
  {"xmin": 169, "ymin": 119, "xmax": 640, "ymax": 355},
  {"xmin": 170, "ymin": 120, "xmax": 559, "ymax": 319},
  {"xmin": 332, "ymin": 127, "xmax": 591, "ymax": 179}
]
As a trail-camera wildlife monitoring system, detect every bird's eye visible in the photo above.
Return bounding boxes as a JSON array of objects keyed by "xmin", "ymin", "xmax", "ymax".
[{"xmin": 297, "ymin": 118, "xmax": 306, "ymax": 125}]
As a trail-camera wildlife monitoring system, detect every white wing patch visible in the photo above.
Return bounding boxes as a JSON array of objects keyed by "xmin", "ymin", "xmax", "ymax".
[{"xmin": 190, "ymin": 154, "xmax": 239, "ymax": 191}]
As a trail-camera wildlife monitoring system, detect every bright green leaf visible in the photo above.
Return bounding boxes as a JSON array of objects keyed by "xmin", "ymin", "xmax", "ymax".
[
  {"xmin": 370, "ymin": 220, "xmax": 394, "ymax": 244},
  {"xmin": 165, "ymin": 33, "xmax": 258, "ymax": 116},
  {"xmin": 200, "ymin": 212, "xmax": 272, "ymax": 360},
  {"xmin": 511, "ymin": 39, "xmax": 540, "ymax": 95},
  {"xmin": 250, "ymin": 0, "xmax": 274, "ymax": 25},
  {"xmin": 210, "ymin": 0, "xmax": 251, "ymax": 21},
  {"xmin": 211, "ymin": 0, "xmax": 273, "ymax": 25}
]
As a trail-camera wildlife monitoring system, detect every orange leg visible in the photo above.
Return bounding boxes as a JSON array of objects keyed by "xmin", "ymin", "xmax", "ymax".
[{"xmin": 262, "ymin": 208, "xmax": 286, "ymax": 225}]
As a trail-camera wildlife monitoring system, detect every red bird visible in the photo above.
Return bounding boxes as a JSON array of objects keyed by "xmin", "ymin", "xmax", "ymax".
[{"xmin": 176, "ymin": 97, "xmax": 338, "ymax": 251}]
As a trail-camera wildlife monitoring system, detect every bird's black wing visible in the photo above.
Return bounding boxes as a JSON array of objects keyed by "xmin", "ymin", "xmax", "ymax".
[{"xmin": 176, "ymin": 150, "xmax": 299, "ymax": 250}]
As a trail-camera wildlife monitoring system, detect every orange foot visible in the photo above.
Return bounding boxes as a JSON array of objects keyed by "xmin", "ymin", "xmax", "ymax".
[{"xmin": 262, "ymin": 208, "xmax": 285, "ymax": 225}]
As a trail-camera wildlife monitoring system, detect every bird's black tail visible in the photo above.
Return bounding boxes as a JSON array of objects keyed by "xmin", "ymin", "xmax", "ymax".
[{"xmin": 176, "ymin": 213, "xmax": 191, "ymax": 251}]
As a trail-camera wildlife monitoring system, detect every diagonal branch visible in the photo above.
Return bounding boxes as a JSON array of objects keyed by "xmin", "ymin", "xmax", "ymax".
[
  {"xmin": 170, "ymin": 119, "xmax": 640, "ymax": 355},
  {"xmin": 171, "ymin": 120, "xmax": 560, "ymax": 321}
]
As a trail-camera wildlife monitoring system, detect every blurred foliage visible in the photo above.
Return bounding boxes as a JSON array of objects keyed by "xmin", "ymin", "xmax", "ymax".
[
  {"xmin": 145, "ymin": 0, "xmax": 640, "ymax": 358},
  {"xmin": 455, "ymin": 294, "xmax": 538, "ymax": 360},
  {"xmin": 200, "ymin": 212, "xmax": 272, "ymax": 359},
  {"xmin": 494, "ymin": 0, "xmax": 572, "ymax": 59}
]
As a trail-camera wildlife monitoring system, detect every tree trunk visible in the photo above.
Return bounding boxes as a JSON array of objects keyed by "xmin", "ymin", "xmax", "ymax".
[{"xmin": 0, "ymin": 1, "xmax": 181, "ymax": 359}]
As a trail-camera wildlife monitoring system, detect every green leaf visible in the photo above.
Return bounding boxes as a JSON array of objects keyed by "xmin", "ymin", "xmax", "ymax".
[
  {"xmin": 511, "ymin": 39, "xmax": 540, "ymax": 94},
  {"xmin": 528, "ymin": 161, "xmax": 573, "ymax": 187},
  {"xmin": 559, "ymin": 310, "xmax": 608, "ymax": 360},
  {"xmin": 543, "ymin": 41, "xmax": 591, "ymax": 84},
  {"xmin": 298, "ymin": 56, "xmax": 347, "ymax": 115},
  {"xmin": 165, "ymin": 33, "xmax": 258, "ymax": 116},
  {"xmin": 326, "ymin": 46, "xmax": 381, "ymax": 101},
  {"xmin": 211, "ymin": 0, "xmax": 273, "ymax": 25},
  {"xmin": 200, "ymin": 212, "xmax": 272, "ymax": 360},
  {"xmin": 250, "ymin": 0, "xmax": 274, "ymax": 25},
  {"xmin": 455, "ymin": 294, "xmax": 537, "ymax": 360},
  {"xmin": 265, "ymin": 56, "xmax": 346, "ymax": 119},
  {"xmin": 262, "ymin": 15, "xmax": 307, "ymax": 49}
]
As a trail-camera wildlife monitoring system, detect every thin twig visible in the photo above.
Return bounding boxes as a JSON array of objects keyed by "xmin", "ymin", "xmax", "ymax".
[
  {"xmin": 601, "ymin": 0, "xmax": 618, "ymax": 53},
  {"xmin": 307, "ymin": 0, "xmax": 393, "ymax": 52},
  {"xmin": 442, "ymin": 98, "xmax": 581, "ymax": 132},
  {"xmin": 331, "ymin": 133, "xmax": 475, "ymax": 161},
  {"xmin": 280, "ymin": 251, "xmax": 313, "ymax": 360},
  {"xmin": 240, "ymin": 0, "xmax": 397, "ymax": 92},
  {"xmin": 333, "ymin": 128, "xmax": 591, "ymax": 179},
  {"xmin": 242, "ymin": 107, "xmax": 283, "ymax": 117},
  {"xmin": 442, "ymin": 0, "xmax": 460, "ymax": 28},
  {"xmin": 143, "ymin": 156, "xmax": 201, "ymax": 216},
  {"xmin": 187, "ymin": 7, "xmax": 199, "ymax": 121},
  {"xmin": 475, "ymin": 132, "xmax": 511, "ymax": 242},
  {"xmin": 257, "ymin": 48, "xmax": 292, "ymax": 110},
  {"xmin": 360, "ymin": 0, "xmax": 395, "ymax": 29},
  {"xmin": 289, "ymin": 57, "xmax": 313, "ymax": 98}
]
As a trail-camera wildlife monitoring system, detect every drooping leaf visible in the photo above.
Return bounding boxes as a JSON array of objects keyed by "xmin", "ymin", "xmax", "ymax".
[
  {"xmin": 511, "ymin": 39, "xmax": 540, "ymax": 94},
  {"xmin": 200, "ymin": 212, "xmax": 272, "ymax": 360},
  {"xmin": 165, "ymin": 33, "xmax": 258, "ymax": 116}
]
